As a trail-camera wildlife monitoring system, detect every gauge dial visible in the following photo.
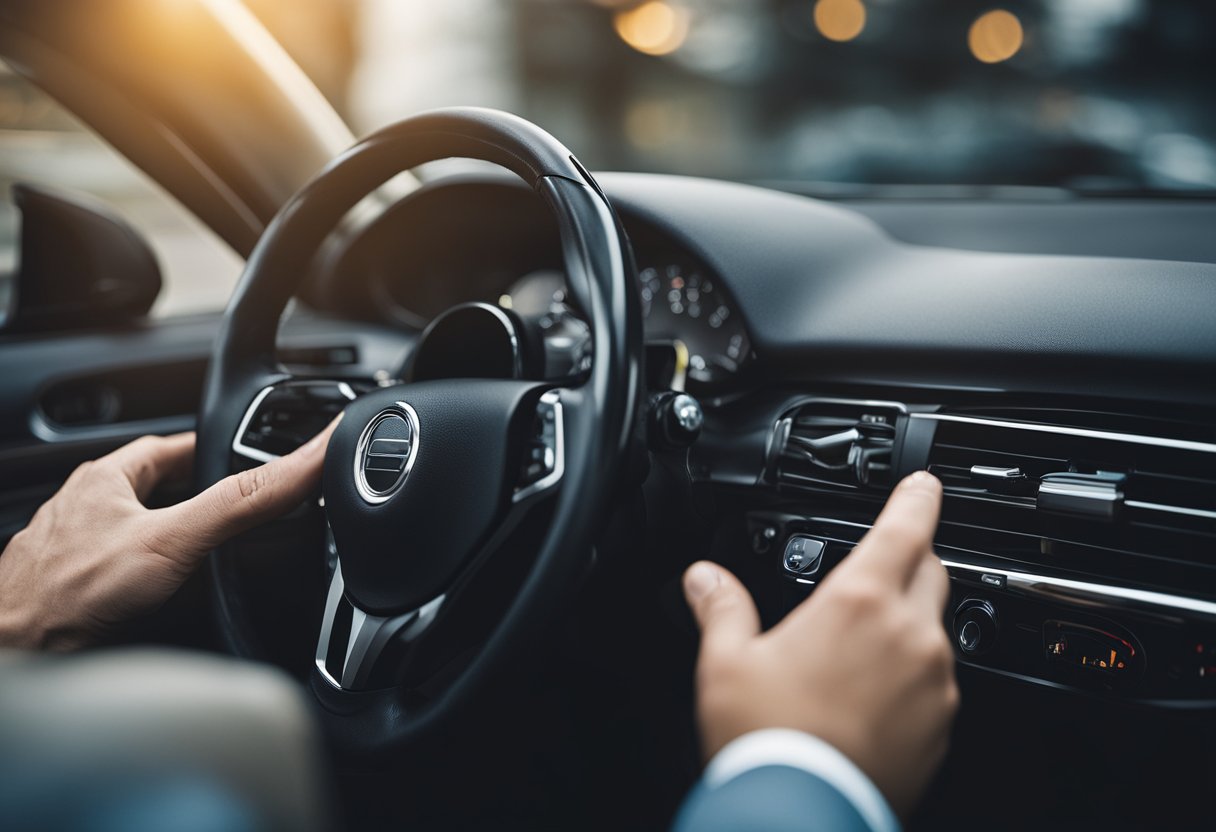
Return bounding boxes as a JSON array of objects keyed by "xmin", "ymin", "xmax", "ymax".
[
  {"xmin": 638, "ymin": 263, "xmax": 750, "ymax": 387},
  {"xmin": 503, "ymin": 270, "xmax": 593, "ymax": 379}
]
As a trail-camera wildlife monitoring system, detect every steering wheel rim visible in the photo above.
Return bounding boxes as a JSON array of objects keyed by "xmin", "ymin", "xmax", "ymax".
[{"xmin": 196, "ymin": 108, "xmax": 642, "ymax": 757}]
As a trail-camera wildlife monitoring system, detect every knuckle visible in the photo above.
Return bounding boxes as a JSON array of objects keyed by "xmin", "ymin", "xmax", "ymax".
[
  {"xmin": 909, "ymin": 631, "xmax": 937, "ymax": 663},
  {"xmin": 696, "ymin": 643, "xmax": 735, "ymax": 682},
  {"xmin": 697, "ymin": 645, "xmax": 747, "ymax": 686},
  {"xmin": 8, "ymin": 525, "xmax": 32, "ymax": 549},
  {"xmin": 837, "ymin": 580, "xmax": 885, "ymax": 614},
  {"xmin": 128, "ymin": 435, "xmax": 160, "ymax": 454},
  {"xmin": 138, "ymin": 522, "xmax": 171, "ymax": 557},
  {"xmin": 218, "ymin": 468, "xmax": 272, "ymax": 518},
  {"xmin": 929, "ymin": 630, "xmax": 957, "ymax": 674},
  {"xmin": 234, "ymin": 467, "xmax": 269, "ymax": 504},
  {"xmin": 911, "ymin": 624, "xmax": 951, "ymax": 664},
  {"xmin": 72, "ymin": 459, "xmax": 95, "ymax": 478}
]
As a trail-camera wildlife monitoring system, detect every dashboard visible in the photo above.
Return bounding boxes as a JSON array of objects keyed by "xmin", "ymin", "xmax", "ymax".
[
  {"xmin": 313, "ymin": 171, "xmax": 1216, "ymax": 713},
  {"xmin": 315, "ymin": 177, "xmax": 754, "ymax": 394},
  {"xmin": 3, "ymin": 165, "xmax": 1214, "ymax": 826},
  {"xmin": 499, "ymin": 255, "xmax": 751, "ymax": 389}
]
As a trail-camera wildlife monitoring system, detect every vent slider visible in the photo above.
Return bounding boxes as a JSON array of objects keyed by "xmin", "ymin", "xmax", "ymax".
[{"xmin": 1037, "ymin": 471, "xmax": 1126, "ymax": 521}]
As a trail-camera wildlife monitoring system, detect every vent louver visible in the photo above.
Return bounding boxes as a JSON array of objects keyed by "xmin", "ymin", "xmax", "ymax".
[
  {"xmin": 769, "ymin": 399, "xmax": 904, "ymax": 491},
  {"xmin": 922, "ymin": 410, "xmax": 1216, "ymax": 594}
]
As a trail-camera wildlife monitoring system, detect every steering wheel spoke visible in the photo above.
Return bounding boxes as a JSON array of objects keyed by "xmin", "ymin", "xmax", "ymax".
[{"xmin": 315, "ymin": 562, "xmax": 445, "ymax": 690}]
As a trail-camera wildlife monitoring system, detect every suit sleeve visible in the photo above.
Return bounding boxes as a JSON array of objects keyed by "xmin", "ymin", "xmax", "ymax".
[{"xmin": 671, "ymin": 729, "xmax": 900, "ymax": 832}]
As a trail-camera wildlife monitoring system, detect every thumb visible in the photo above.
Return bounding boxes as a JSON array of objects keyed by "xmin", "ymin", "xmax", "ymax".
[
  {"xmin": 152, "ymin": 418, "xmax": 340, "ymax": 560},
  {"xmin": 683, "ymin": 561, "xmax": 761, "ymax": 658}
]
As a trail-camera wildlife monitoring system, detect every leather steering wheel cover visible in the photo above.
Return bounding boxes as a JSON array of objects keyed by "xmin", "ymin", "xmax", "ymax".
[{"xmin": 197, "ymin": 107, "xmax": 642, "ymax": 756}]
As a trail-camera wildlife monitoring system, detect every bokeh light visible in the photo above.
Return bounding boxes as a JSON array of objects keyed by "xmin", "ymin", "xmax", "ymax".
[
  {"xmin": 813, "ymin": 0, "xmax": 866, "ymax": 43},
  {"xmin": 968, "ymin": 10, "xmax": 1024, "ymax": 64},
  {"xmin": 613, "ymin": 2, "xmax": 690, "ymax": 57}
]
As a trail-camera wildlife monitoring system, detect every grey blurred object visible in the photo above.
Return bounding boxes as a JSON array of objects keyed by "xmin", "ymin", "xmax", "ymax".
[
  {"xmin": 0, "ymin": 0, "xmax": 357, "ymax": 256},
  {"xmin": 0, "ymin": 649, "xmax": 334, "ymax": 832}
]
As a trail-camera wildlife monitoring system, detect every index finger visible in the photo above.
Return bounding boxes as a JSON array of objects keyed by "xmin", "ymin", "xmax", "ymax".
[
  {"xmin": 844, "ymin": 471, "xmax": 943, "ymax": 589},
  {"xmin": 152, "ymin": 417, "xmax": 340, "ymax": 557},
  {"xmin": 106, "ymin": 433, "xmax": 197, "ymax": 502}
]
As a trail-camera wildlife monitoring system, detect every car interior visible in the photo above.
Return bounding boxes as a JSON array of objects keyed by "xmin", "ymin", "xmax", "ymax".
[{"xmin": 0, "ymin": 1, "xmax": 1213, "ymax": 829}]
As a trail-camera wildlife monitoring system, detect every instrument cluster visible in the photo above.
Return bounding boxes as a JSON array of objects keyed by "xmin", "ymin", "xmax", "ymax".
[{"xmin": 503, "ymin": 250, "xmax": 752, "ymax": 392}]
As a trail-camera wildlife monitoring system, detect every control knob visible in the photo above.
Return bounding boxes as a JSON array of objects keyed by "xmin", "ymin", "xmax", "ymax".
[
  {"xmin": 648, "ymin": 391, "xmax": 703, "ymax": 451},
  {"xmin": 953, "ymin": 599, "xmax": 998, "ymax": 656}
]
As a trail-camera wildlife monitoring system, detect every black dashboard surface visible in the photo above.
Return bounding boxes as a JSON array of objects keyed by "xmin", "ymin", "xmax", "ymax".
[
  {"xmin": 596, "ymin": 173, "xmax": 1216, "ymax": 407},
  {"xmin": 326, "ymin": 172, "xmax": 1216, "ymax": 408},
  {"xmin": 842, "ymin": 197, "xmax": 1216, "ymax": 265},
  {"xmin": 8, "ymin": 172, "xmax": 1210, "ymax": 458}
]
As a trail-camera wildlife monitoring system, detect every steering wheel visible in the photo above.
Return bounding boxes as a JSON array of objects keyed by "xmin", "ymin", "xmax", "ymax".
[{"xmin": 195, "ymin": 108, "xmax": 642, "ymax": 757}]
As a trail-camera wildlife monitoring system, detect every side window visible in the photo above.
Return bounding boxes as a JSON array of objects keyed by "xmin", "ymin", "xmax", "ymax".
[{"xmin": 0, "ymin": 63, "xmax": 243, "ymax": 323}]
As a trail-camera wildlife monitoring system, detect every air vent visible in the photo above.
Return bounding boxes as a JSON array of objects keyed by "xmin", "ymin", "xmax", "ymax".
[
  {"xmin": 768, "ymin": 399, "xmax": 904, "ymax": 491},
  {"xmin": 921, "ymin": 410, "xmax": 1216, "ymax": 594}
]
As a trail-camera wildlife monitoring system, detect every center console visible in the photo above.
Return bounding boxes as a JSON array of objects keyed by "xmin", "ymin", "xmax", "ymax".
[{"xmin": 697, "ymin": 392, "xmax": 1216, "ymax": 707}]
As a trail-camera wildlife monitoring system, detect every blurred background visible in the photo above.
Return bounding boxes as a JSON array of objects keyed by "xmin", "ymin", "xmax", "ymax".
[{"xmin": 2, "ymin": 0, "xmax": 1215, "ymax": 316}]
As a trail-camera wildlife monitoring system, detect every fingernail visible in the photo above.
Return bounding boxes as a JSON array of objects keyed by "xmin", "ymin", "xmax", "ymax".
[
  {"xmin": 900, "ymin": 470, "xmax": 940, "ymax": 492},
  {"xmin": 684, "ymin": 562, "xmax": 721, "ymax": 602}
]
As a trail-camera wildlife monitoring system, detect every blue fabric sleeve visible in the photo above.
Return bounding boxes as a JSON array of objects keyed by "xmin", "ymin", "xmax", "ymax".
[{"xmin": 672, "ymin": 763, "xmax": 877, "ymax": 832}]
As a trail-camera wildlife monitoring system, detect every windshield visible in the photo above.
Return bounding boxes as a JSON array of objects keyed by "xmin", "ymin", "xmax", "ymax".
[{"xmin": 251, "ymin": 0, "xmax": 1216, "ymax": 194}]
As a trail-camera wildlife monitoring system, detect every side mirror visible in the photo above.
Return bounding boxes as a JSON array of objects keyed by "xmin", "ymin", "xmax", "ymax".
[{"xmin": 4, "ymin": 183, "xmax": 162, "ymax": 333}]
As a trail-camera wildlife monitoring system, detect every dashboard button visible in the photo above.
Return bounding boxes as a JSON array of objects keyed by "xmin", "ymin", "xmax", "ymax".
[
  {"xmin": 958, "ymin": 620, "xmax": 982, "ymax": 652},
  {"xmin": 783, "ymin": 535, "xmax": 825, "ymax": 575},
  {"xmin": 953, "ymin": 599, "xmax": 998, "ymax": 656}
]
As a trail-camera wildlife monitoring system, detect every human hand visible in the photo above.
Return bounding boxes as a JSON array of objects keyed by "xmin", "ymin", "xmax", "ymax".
[
  {"xmin": 0, "ymin": 423, "xmax": 338, "ymax": 651},
  {"xmin": 683, "ymin": 471, "xmax": 957, "ymax": 816}
]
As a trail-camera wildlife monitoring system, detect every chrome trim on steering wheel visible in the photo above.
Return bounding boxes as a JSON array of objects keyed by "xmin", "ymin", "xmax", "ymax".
[
  {"xmin": 232, "ymin": 380, "xmax": 357, "ymax": 463},
  {"xmin": 514, "ymin": 391, "xmax": 565, "ymax": 503},
  {"xmin": 352, "ymin": 401, "xmax": 421, "ymax": 505},
  {"xmin": 315, "ymin": 562, "xmax": 446, "ymax": 690}
]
